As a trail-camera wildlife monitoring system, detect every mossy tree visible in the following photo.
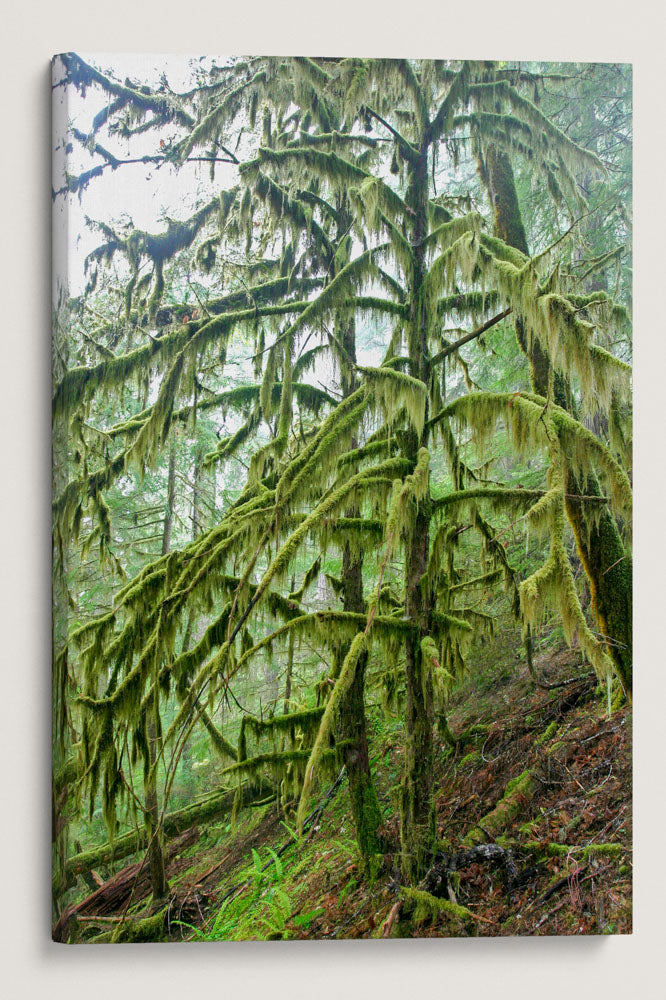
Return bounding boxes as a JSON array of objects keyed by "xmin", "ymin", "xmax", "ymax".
[
  {"xmin": 53, "ymin": 55, "xmax": 632, "ymax": 916},
  {"xmin": 475, "ymin": 64, "xmax": 632, "ymax": 694}
]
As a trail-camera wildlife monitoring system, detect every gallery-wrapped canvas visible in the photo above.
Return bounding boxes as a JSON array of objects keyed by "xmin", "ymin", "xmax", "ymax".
[{"xmin": 52, "ymin": 54, "xmax": 632, "ymax": 942}]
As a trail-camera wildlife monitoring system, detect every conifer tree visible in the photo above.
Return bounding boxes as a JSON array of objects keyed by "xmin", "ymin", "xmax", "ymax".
[
  {"xmin": 475, "ymin": 67, "xmax": 632, "ymax": 693},
  {"xmin": 53, "ymin": 55, "xmax": 632, "ymax": 916}
]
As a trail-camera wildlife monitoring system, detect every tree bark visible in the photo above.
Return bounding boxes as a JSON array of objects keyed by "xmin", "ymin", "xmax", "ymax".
[
  {"xmin": 338, "ymin": 536, "xmax": 383, "ymax": 857},
  {"xmin": 400, "ymin": 497, "xmax": 436, "ymax": 881},
  {"xmin": 144, "ymin": 443, "xmax": 179, "ymax": 903},
  {"xmin": 181, "ymin": 444, "xmax": 204, "ymax": 655},
  {"xmin": 400, "ymin": 143, "xmax": 436, "ymax": 882},
  {"xmin": 161, "ymin": 445, "xmax": 177, "ymax": 556},
  {"xmin": 145, "ymin": 708, "xmax": 169, "ymax": 902},
  {"xmin": 334, "ymin": 210, "xmax": 383, "ymax": 858},
  {"xmin": 283, "ymin": 576, "xmax": 295, "ymax": 715}
]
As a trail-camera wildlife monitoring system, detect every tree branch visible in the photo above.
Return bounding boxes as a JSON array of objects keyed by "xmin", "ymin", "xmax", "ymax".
[{"xmin": 429, "ymin": 307, "xmax": 512, "ymax": 369}]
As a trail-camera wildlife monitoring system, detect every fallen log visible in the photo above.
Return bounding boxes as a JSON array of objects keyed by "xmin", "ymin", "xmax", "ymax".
[
  {"xmin": 109, "ymin": 909, "xmax": 169, "ymax": 944},
  {"xmin": 498, "ymin": 838, "xmax": 626, "ymax": 861},
  {"xmin": 463, "ymin": 770, "xmax": 541, "ymax": 846},
  {"xmin": 65, "ymin": 778, "xmax": 274, "ymax": 880},
  {"xmin": 53, "ymin": 828, "xmax": 199, "ymax": 943},
  {"xmin": 80, "ymin": 869, "xmax": 105, "ymax": 893},
  {"xmin": 401, "ymin": 887, "xmax": 494, "ymax": 930},
  {"xmin": 463, "ymin": 738, "xmax": 576, "ymax": 846}
]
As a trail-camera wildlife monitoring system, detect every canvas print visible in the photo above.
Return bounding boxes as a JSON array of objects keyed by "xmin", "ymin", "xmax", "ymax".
[{"xmin": 52, "ymin": 54, "xmax": 632, "ymax": 942}]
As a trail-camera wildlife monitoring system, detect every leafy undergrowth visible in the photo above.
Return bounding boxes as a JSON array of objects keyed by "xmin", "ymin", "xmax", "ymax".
[{"xmin": 71, "ymin": 637, "xmax": 632, "ymax": 942}]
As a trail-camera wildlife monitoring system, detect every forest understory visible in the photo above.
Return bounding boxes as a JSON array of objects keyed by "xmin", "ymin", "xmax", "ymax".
[{"xmin": 55, "ymin": 633, "xmax": 632, "ymax": 942}]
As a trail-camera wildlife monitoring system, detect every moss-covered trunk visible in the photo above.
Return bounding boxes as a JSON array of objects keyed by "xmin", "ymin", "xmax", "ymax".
[
  {"xmin": 478, "ymin": 146, "xmax": 559, "ymax": 396},
  {"xmin": 143, "ymin": 446, "xmax": 178, "ymax": 903},
  {"xmin": 338, "ymin": 538, "xmax": 383, "ymax": 856},
  {"xmin": 145, "ymin": 711, "xmax": 169, "ymax": 902},
  {"xmin": 480, "ymin": 147, "xmax": 632, "ymax": 695},
  {"xmin": 400, "ymin": 143, "xmax": 436, "ymax": 882},
  {"xmin": 563, "ymin": 479, "xmax": 632, "ymax": 695},
  {"xmin": 400, "ymin": 497, "xmax": 436, "ymax": 881},
  {"xmin": 283, "ymin": 578, "xmax": 295, "ymax": 715},
  {"xmin": 181, "ymin": 445, "xmax": 205, "ymax": 669},
  {"xmin": 336, "ymin": 288, "xmax": 382, "ymax": 857}
]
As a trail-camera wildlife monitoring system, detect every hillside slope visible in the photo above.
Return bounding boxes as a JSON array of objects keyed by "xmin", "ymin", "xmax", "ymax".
[{"xmin": 58, "ymin": 639, "xmax": 632, "ymax": 942}]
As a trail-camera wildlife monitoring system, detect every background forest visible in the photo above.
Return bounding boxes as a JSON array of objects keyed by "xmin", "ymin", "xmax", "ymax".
[{"xmin": 52, "ymin": 55, "xmax": 633, "ymax": 942}]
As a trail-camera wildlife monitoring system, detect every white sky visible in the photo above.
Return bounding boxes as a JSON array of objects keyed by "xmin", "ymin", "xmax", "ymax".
[{"xmin": 53, "ymin": 53, "xmax": 239, "ymax": 297}]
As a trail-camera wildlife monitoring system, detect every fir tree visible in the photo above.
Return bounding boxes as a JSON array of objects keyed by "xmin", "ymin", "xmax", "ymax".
[{"xmin": 52, "ymin": 56, "xmax": 632, "ymax": 924}]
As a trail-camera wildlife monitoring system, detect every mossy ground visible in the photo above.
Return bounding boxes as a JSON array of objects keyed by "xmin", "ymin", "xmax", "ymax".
[{"xmin": 65, "ymin": 629, "xmax": 632, "ymax": 941}]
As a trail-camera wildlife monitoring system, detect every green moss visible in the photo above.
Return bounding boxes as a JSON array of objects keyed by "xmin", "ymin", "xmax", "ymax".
[
  {"xmin": 464, "ymin": 769, "xmax": 539, "ymax": 846},
  {"xmin": 222, "ymin": 747, "xmax": 336, "ymax": 780},
  {"xmin": 297, "ymin": 631, "xmax": 368, "ymax": 829},
  {"xmin": 536, "ymin": 721, "xmax": 558, "ymax": 745},
  {"xmin": 110, "ymin": 909, "xmax": 168, "ymax": 943},
  {"xmin": 515, "ymin": 840, "xmax": 626, "ymax": 861},
  {"xmin": 402, "ymin": 887, "xmax": 476, "ymax": 930},
  {"xmin": 346, "ymin": 769, "xmax": 384, "ymax": 862},
  {"xmin": 583, "ymin": 843, "xmax": 624, "ymax": 859},
  {"xmin": 504, "ymin": 769, "xmax": 533, "ymax": 797}
]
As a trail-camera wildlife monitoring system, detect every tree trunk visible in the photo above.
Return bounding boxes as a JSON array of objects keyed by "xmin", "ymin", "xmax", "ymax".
[
  {"xmin": 480, "ymin": 147, "xmax": 632, "ymax": 696},
  {"xmin": 181, "ymin": 444, "xmax": 204, "ymax": 654},
  {"xmin": 334, "ymin": 223, "xmax": 383, "ymax": 858},
  {"xmin": 161, "ymin": 445, "xmax": 177, "ymax": 556},
  {"xmin": 283, "ymin": 576, "xmax": 295, "ymax": 715},
  {"xmin": 144, "ymin": 443, "xmax": 178, "ymax": 903},
  {"xmin": 400, "ymin": 497, "xmax": 436, "ymax": 882},
  {"xmin": 400, "ymin": 145, "xmax": 436, "ymax": 882},
  {"xmin": 145, "ymin": 707, "xmax": 169, "ymax": 902},
  {"xmin": 338, "ymin": 538, "xmax": 383, "ymax": 857},
  {"xmin": 478, "ymin": 147, "xmax": 563, "ymax": 398},
  {"xmin": 191, "ymin": 442, "xmax": 203, "ymax": 538}
]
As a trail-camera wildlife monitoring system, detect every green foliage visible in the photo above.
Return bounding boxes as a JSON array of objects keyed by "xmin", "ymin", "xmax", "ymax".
[{"xmin": 201, "ymin": 845, "xmax": 295, "ymax": 941}]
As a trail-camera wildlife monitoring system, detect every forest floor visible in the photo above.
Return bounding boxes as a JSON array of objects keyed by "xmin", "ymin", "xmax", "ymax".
[{"xmin": 64, "ymin": 634, "xmax": 632, "ymax": 942}]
